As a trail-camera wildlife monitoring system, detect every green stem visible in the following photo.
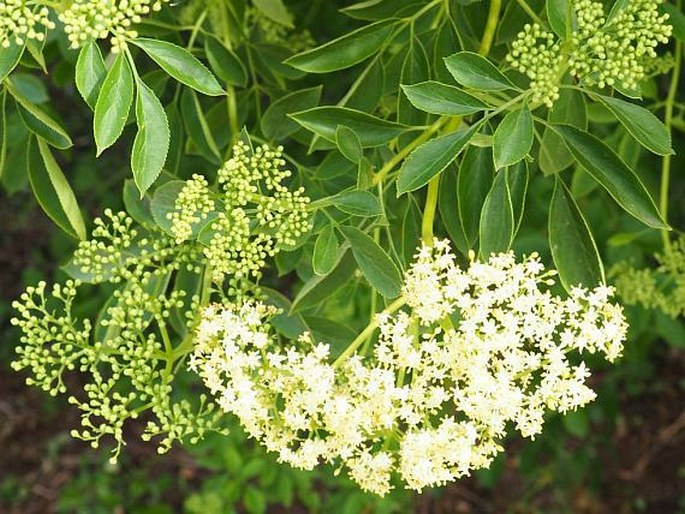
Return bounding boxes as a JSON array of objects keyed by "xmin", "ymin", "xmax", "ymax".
[
  {"xmin": 515, "ymin": 0, "xmax": 543, "ymax": 25},
  {"xmin": 421, "ymin": 177, "xmax": 440, "ymax": 245},
  {"xmin": 372, "ymin": 117, "xmax": 449, "ymax": 185},
  {"xmin": 478, "ymin": 0, "xmax": 502, "ymax": 56},
  {"xmin": 661, "ymin": 30, "xmax": 681, "ymax": 250},
  {"xmin": 333, "ymin": 297, "xmax": 406, "ymax": 368}
]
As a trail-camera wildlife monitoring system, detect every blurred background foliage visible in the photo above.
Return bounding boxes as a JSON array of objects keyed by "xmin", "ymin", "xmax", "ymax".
[{"xmin": 0, "ymin": 0, "xmax": 684, "ymax": 512}]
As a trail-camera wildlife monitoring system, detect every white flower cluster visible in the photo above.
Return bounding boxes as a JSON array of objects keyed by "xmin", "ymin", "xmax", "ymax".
[
  {"xmin": 190, "ymin": 240, "xmax": 627, "ymax": 495},
  {"xmin": 506, "ymin": 0, "xmax": 672, "ymax": 106},
  {"xmin": 0, "ymin": 0, "xmax": 54, "ymax": 48},
  {"xmin": 59, "ymin": 0, "xmax": 167, "ymax": 52}
]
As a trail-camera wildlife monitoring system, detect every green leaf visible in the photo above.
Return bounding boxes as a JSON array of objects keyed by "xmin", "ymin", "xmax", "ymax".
[
  {"xmin": 549, "ymin": 178, "xmax": 604, "ymax": 290},
  {"xmin": 123, "ymin": 179, "xmax": 155, "ymax": 227},
  {"xmin": 27, "ymin": 137, "xmax": 85, "ymax": 240},
  {"xmin": 551, "ymin": 124, "xmax": 668, "ymax": 229},
  {"xmin": 75, "ymin": 41, "xmax": 107, "ymax": 110},
  {"xmin": 180, "ymin": 88, "xmax": 222, "ymax": 163},
  {"xmin": 397, "ymin": 122, "xmax": 482, "ymax": 195},
  {"xmin": 94, "ymin": 53, "xmax": 133, "ymax": 155},
  {"xmin": 341, "ymin": 226, "xmax": 402, "ymax": 298},
  {"xmin": 596, "ymin": 94, "xmax": 672, "ymax": 155},
  {"xmin": 132, "ymin": 77, "xmax": 170, "ymax": 196},
  {"xmin": 458, "ymin": 145, "xmax": 494, "ymax": 247},
  {"xmin": 253, "ymin": 0, "xmax": 293, "ymax": 27},
  {"xmin": 12, "ymin": 90, "xmax": 72, "ymax": 150},
  {"xmin": 438, "ymin": 167, "xmax": 470, "ymax": 256},
  {"xmin": 444, "ymin": 51, "xmax": 518, "ymax": 90},
  {"xmin": 8, "ymin": 73, "xmax": 48, "ymax": 104},
  {"xmin": 341, "ymin": 0, "xmax": 425, "ymax": 20},
  {"xmin": 335, "ymin": 125, "xmax": 363, "ymax": 163},
  {"xmin": 401, "ymin": 81, "xmax": 490, "ymax": 116},
  {"xmin": 493, "ymin": 105, "xmax": 533, "ymax": 169},
  {"xmin": 132, "ymin": 38, "xmax": 224, "ymax": 96},
  {"xmin": 546, "ymin": 0, "xmax": 569, "ymax": 38},
  {"xmin": 285, "ymin": 20, "xmax": 396, "ymax": 73},
  {"xmin": 204, "ymin": 35, "xmax": 247, "ymax": 87},
  {"xmin": 539, "ymin": 88, "xmax": 586, "ymax": 175},
  {"xmin": 479, "ymin": 170, "xmax": 514, "ymax": 258},
  {"xmin": 261, "ymin": 86, "xmax": 322, "ymax": 141},
  {"xmin": 0, "ymin": 42, "xmax": 24, "ymax": 83},
  {"xmin": 150, "ymin": 180, "xmax": 185, "ymax": 233},
  {"xmin": 290, "ymin": 106, "xmax": 407, "ymax": 149},
  {"xmin": 291, "ymin": 252, "xmax": 356, "ymax": 312},
  {"xmin": 507, "ymin": 160, "xmax": 529, "ymax": 235},
  {"xmin": 313, "ymin": 225, "xmax": 339, "ymax": 276},
  {"xmin": 331, "ymin": 190, "xmax": 382, "ymax": 216}
]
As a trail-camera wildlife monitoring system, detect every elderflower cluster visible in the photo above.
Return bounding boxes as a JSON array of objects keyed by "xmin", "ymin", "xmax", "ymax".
[
  {"xmin": 166, "ymin": 141, "xmax": 311, "ymax": 286},
  {"xmin": 0, "ymin": 0, "xmax": 54, "ymax": 48},
  {"xmin": 611, "ymin": 237, "xmax": 685, "ymax": 318},
  {"xmin": 506, "ymin": 0, "xmax": 672, "ymax": 106},
  {"xmin": 191, "ymin": 239, "xmax": 627, "ymax": 495},
  {"xmin": 59, "ymin": 0, "xmax": 167, "ymax": 52}
]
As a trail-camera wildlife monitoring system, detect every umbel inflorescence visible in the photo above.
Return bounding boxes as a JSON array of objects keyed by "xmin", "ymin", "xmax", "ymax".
[
  {"xmin": 190, "ymin": 240, "xmax": 628, "ymax": 495},
  {"xmin": 11, "ymin": 141, "xmax": 311, "ymax": 461},
  {"xmin": 507, "ymin": 0, "xmax": 672, "ymax": 106},
  {"xmin": 0, "ymin": 0, "xmax": 167, "ymax": 52}
]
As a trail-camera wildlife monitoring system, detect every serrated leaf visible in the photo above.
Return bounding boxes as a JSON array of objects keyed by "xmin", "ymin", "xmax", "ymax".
[
  {"xmin": 444, "ymin": 51, "xmax": 518, "ymax": 90},
  {"xmin": 493, "ymin": 105, "xmax": 533, "ymax": 169},
  {"xmin": 596, "ymin": 94, "xmax": 672, "ymax": 155},
  {"xmin": 204, "ymin": 36, "xmax": 247, "ymax": 87},
  {"xmin": 132, "ymin": 78, "xmax": 170, "ymax": 196},
  {"xmin": 397, "ymin": 122, "xmax": 482, "ymax": 195},
  {"xmin": 551, "ymin": 124, "xmax": 668, "ymax": 229},
  {"xmin": 75, "ymin": 41, "xmax": 106, "ymax": 110},
  {"xmin": 335, "ymin": 125, "xmax": 363, "ymax": 163},
  {"xmin": 401, "ymin": 81, "xmax": 490, "ymax": 116},
  {"xmin": 261, "ymin": 86, "xmax": 322, "ymax": 141},
  {"xmin": 341, "ymin": 226, "xmax": 402, "ymax": 298},
  {"xmin": 13, "ymin": 90, "xmax": 72, "ymax": 149},
  {"xmin": 133, "ymin": 38, "xmax": 224, "ymax": 96},
  {"xmin": 313, "ymin": 225, "xmax": 339, "ymax": 276},
  {"xmin": 285, "ymin": 20, "xmax": 396, "ymax": 73},
  {"xmin": 0, "ymin": 42, "xmax": 24, "ymax": 83},
  {"xmin": 479, "ymin": 170, "xmax": 514, "ymax": 258},
  {"xmin": 27, "ymin": 137, "xmax": 85, "ymax": 240},
  {"xmin": 507, "ymin": 160, "xmax": 529, "ymax": 235},
  {"xmin": 123, "ymin": 179, "xmax": 155, "ymax": 227},
  {"xmin": 290, "ymin": 106, "xmax": 407, "ymax": 148},
  {"xmin": 549, "ymin": 178, "xmax": 604, "ymax": 290},
  {"xmin": 150, "ymin": 180, "xmax": 184, "ymax": 234},
  {"xmin": 94, "ymin": 53, "xmax": 133, "ymax": 155}
]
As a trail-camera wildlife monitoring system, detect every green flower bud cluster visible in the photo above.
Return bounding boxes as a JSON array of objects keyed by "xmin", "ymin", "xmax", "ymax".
[
  {"xmin": 58, "ymin": 0, "xmax": 167, "ymax": 52},
  {"xmin": 72, "ymin": 208, "xmax": 201, "ymax": 284},
  {"xmin": 508, "ymin": 23, "xmax": 564, "ymax": 107},
  {"xmin": 167, "ymin": 141, "xmax": 312, "ymax": 286},
  {"xmin": 12, "ymin": 226, "xmax": 224, "ymax": 461},
  {"xmin": 246, "ymin": 7, "xmax": 314, "ymax": 52},
  {"xmin": 611, "ymin": 238, "xmax": 685, "ymax": 318},
  {"xmin": 0, "ymin": 0, "xmax": 54, "ymax": 48},
  {"xmin": 506, "ymin": 0, "xmax": 672, "ymax": 106},
  {"xmin": 168, "ymin": 174, "xmax": 216, "ymax": 245}
]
